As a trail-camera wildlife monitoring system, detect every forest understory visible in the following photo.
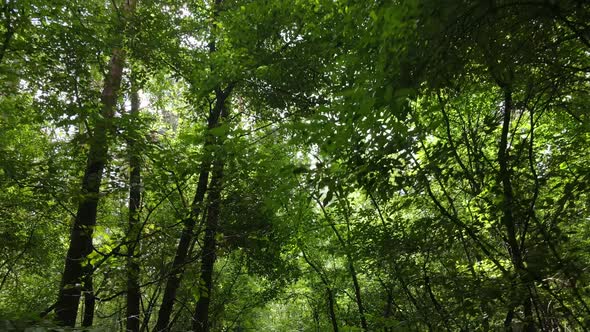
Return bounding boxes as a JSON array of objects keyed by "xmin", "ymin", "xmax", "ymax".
[{"xmin": 1, "ymin": 0, "xmax": 590, "ymax": 331}]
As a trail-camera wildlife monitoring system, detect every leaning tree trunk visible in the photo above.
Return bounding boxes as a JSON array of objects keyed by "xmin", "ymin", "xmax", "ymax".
[
  {"xmin": 192, "ymin": 158, "xmax": 224, "ymax": 332},
  {"xmin": 126, "ymin": 81, "xmax": 142, "ymax": 332},
  {"xmin": 54, "ymin": 0, "xmax": 137, "ymax": 326},
  {"xmin": 316, "ymin": 198, "xmax": 368, "ymax": 331},
  {"xmin": 155, "ymin": 2, "xmax": 227, "ymax": 330},
  {"xmin": 192, "ymin": 85, "xmax": 230, "ymax": 332},
  {"xmin": 153, "ymin": 96, "xmax": 225, "ymax": 331},
  {"xmin": 300, "ymin": 247, "xmax": 339, "ymax": 332}
]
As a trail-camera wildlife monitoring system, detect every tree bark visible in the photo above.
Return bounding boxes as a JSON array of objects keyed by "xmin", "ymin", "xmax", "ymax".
[
  {"xmin": 348, "ymin": 259, "xmax": 368, "ymax": 331},
  {"xmin": 192, "ymin": 86, "xmax": 230, "ymax": 332},
  {"xmin": 192, "ymin": 157, "xmax": 224, "ymax": 332},
  {"xmin": 327, "ymin": 287, "xmax": 339, "ymax": 332},
  {"xmin": 156, "ymin": 2, "xmax": 226, "ymax": 330},
  {"xmin": 54, "ymin": 0, "xmax": 137, "ymax": 326},
  {"xmin": 81, "ymin": 268, "xmax": 95, "ymax": 327},
  {"xmin": 153, "ymin": 102, "xmax": 223, "ymax": 331},
  {"xmin": 126, "ymin": 81, "xmax": 142, "ymax": 332}
]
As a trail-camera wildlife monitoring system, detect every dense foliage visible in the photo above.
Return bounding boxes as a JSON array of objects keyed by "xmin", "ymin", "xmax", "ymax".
[{"xmin": 1, "ymin": 0, "xmax": 589, "ymax": 331}]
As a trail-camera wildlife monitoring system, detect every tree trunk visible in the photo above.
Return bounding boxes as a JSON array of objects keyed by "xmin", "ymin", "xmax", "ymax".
[
  {"xmin": 317, "ymin": 199, "xmax": 368, "ymax": 331},
  {"xmin": 327, "ymin": 287, "xmax": 339, "ymax": 332},
  {"xmin": 301, "ymin": 247, "xmax": 339, "ymax": 332},
  {"xmin": 498, "ymin": 87, "xmax": 535, "ymax": 331},
  {"xmin": 192, "ymin": 86, "xmax": 230, "ymax": 332},
  {"xmin": 54, "ymin": 0, "xmax": 137, "ymax": 326},
  {"xmin": 156, "ymin": 2, "xmax": 226, "ymax": 329},
  {"xmin": 126, "ymin": 82, "xmax": 142, "ymax": 332},
  {"xmin": 81, "ymin": 268, "xmax": 95, "ymax": 327},
  {"xmin": 140, "ymin": 285, "xmax": 161, "ymax": 332},
  {"xmin": 348, "ymin": 258, "xmax": 368, "ymax": 331},
  {"xmin": 383, "ymin": 287, "xmax": 393, "ymax": 332},
  {"xmin": 153, "ymin": 103, "xmax": 224, "ymax": 331},
  {"xmin": 192, "ymin": 158, "xmax": 224, "ymax": 332},
  {"xmin": 54, "ymin": 119, "xmax": 108, "ymax": 325}
]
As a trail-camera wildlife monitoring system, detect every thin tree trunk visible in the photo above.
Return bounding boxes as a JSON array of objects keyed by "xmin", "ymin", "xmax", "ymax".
[
  {"xmin": 192, "ymin": 156, "xmax": 225, "ymax": 332},
  {"xmin": 168, "ymin": 0, "xmax": 232, "ymax": 331},
  {"xmin": 126, "ymin": 81, "xmax": 142, "ymax": 332},
  {"xmin": 54, "ymin": 0, "xmax": 137, "ymax": 326},
  {"xmin": 383, "ymin": 287, "xmax": 393, "ymax": 332},
  {"xmin": 498, "ymin": 87, "xmax": 535, "ymax": 331},
  {"xmin": 424, "ymin": 275, "xmax": 450, "ymax": 329},
  {"xmin": 348, "ymin": 259, "xmax": 368, "ymax": 331},
  {"xmin": 81, "ymin": 268, "xmax": 95, "ymax": 327},
  {"xmin": 326, "ymin": 287, "xmax": 339, "ymax": 332},
  {"xmin": 316, "ymin": 199, "xmax": 368, "ymax": 331},
  {"xmin": 371, "ymin": 195, "xmax": 432, "ymax": 329},
  {"xmin": 140, "ymin": 285, "xmax": 161, "ymax": 332},
  {"xmin": 154, "ymin": 86, "xmax": 232, "ymax": 331},
  {"xmin": 153, "ymin": 103, "xmax": 224, "ymax": 331},
  {"xmin": 192, "ymin": 85, "xmax": 230, "ymax": 332},
  {"xmin": 300, "ymin": 247, "xmax": 339, "ymax": 332},
  {"xmin": 153, "ymin": 164, "xmax": 211, "ymax": 331}
]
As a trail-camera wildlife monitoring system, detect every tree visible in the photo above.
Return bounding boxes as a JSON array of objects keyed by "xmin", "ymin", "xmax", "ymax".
[
  {"xmin": 1, "ymin": 0, "xmax": 589, "ymax": 330},
  {"xmin": 54, "ymin": 0, "xmax": 138, "ymax": 326},
  {"xmin": 126, "ymin": 76, "xmax": 142, "ymax": 332}
]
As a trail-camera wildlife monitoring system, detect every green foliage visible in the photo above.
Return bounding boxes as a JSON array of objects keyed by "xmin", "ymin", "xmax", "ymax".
[{"xmin": 1, "ymin": 0, "xmax": 589, "ymax": 330}]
